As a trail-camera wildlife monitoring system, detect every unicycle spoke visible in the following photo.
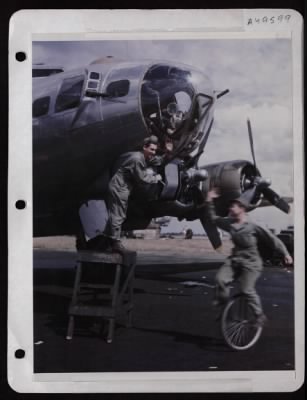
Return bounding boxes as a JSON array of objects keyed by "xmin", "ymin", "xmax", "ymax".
[
  {"xmin": 224, "ymin": 320, "xmax": 240, "ymax": 336},
  {"xmin": 234, "ymin": 322, "xmax": 249, "ymax": 347},
  {"xmin": 221, "ymin": 296, "xmax": 263, "ymax": 350},
  {"xmin": 225, "ymin": 322, "xmax": 241, "ymax": 342},
  {"xmin": 231, "ymin": 321, "xmax": 246, "ymax": 346}
]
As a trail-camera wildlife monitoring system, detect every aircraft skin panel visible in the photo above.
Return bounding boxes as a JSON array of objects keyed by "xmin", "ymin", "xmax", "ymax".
[
  {"xmin": 33, "ymin": 61, "xmax": 150, "ymax": 225},
  {"xmin": 33, "ymin": 111, "xmax": 148, "ymax": 220}
]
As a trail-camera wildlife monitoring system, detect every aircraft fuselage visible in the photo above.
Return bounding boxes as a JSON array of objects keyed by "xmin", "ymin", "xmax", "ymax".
[{"xmin": 33, "ymin": 60, "xmax": 217, "ymax": 235}]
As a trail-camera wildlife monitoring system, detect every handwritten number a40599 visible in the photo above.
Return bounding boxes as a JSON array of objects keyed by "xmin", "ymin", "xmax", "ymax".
[{"xmin": 247, "ymin": 15, "xmax": 291, "ymax": 26}]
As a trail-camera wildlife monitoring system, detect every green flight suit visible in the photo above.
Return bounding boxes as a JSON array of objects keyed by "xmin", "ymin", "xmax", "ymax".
[
  {"xmin": 104, "ymin": 151, "xmax": 161, "ymax": 240},
  {"xmin": 206, "ymin": 201, "xmax": 290, "ymax": 316}
]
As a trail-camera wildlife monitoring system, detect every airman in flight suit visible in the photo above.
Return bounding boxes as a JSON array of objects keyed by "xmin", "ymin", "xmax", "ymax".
[
  {"xmin": 102, "ymin": 135, "xmax": 162, "ymax": 253},
  {"xmin": 206, "ymin": 189, "xmax": 293, "ymax": 325}
]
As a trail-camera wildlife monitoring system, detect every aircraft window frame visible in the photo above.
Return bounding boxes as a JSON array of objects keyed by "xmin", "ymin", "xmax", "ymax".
[
  {"xmin": 32, "ymin": 96, "xmax": 51, "ymax": 118},
  {"xmin": 55, "ymin": 75, "xmax": 85, "ymax": 113},
  {"xmin": 86, "ymin": 71, "xmax": 101, "ymax": 94},
  {"xmin": 196, "ymin": 93, "xmax": 214, "ymax": 109},
  {"xmin": 32, "ymin": 68, "xmax": 64, "ymax": 78},
  {"xmin": 89, "ymin": 72, "xmax": 100, "ymax": 80},
  {"xmin": 87, "ymin": 81, "xmax": 99, "ymax": 89},
  {"xmin": 106, "ymin": 79, "xmax": 130, "ymax": 98}
]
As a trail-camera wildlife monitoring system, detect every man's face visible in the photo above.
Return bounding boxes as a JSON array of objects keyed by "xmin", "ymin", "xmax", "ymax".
[
  {"xmin": 229, "ymin": 202, "xmax": 245, "ymax": 218},
  {"xmin": 143, "ymin": 143, "xmax": 157, "ymax": 160}
]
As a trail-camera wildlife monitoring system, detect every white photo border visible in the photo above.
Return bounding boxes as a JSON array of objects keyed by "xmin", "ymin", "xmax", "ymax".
[{"xmin": 8, "ymin": 9, "xmax": 304, "ymax": 393}]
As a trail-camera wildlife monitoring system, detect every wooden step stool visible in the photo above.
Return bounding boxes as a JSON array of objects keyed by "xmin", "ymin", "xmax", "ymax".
[{"xmin": 66, "ymin": 250, "xmax": 137, "ymax": 343}]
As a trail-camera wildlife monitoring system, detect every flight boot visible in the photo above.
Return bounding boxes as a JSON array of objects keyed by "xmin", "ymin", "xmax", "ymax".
[
  {"xmin": 254, "ymin": 313, "xmax": 268, "ymax": 328},
  {"xmin": 87, "ymin": 235, "xmax": 112, "ymax": 251},
  {"xmin": 109, "ymin": 239, "xmax": 127, "ymax": 255}
]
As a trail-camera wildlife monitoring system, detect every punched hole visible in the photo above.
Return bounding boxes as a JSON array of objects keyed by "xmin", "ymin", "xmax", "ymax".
[
  {"xmin": 15, "ymin": 52, "xmax": 27, "ymax": 62},
  {"xmin": 15, "ymin": 200, "xmax": 26, "ymax": 210},
  {"xmin": 15, "ymin": 349, "xmax": 25, "ymax": 359}
]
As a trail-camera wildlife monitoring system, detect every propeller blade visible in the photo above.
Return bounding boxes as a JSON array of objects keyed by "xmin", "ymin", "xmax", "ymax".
[
  {"xmin": 200, "ymin": 217, "xmax": 222, "ymax": 250},
  {"xmin": 247, "ymin": 118, "xmax": 257, "ymax": 168},
  {"xmin": 262, "ymin": 187, "xmax": 291, "ymax": 214}
]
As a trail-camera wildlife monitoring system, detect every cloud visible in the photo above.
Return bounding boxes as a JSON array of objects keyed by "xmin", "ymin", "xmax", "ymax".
[
  {"xmin": 209, "ymin": 102, "xmax": 292, "ymax": 160},
  {"xmin": 200, "ymin": 101, "xmax": 293, "ymax": 197}
]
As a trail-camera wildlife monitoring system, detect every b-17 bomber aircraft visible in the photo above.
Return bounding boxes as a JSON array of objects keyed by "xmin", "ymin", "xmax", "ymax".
[{"xmin": 33, "ymin": 57, "xmax": 291, "ymax": 250}]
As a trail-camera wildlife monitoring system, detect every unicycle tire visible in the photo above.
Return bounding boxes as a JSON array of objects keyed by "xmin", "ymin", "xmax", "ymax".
[{"xmin": 221, "ymin": 295, "xmax": 263, "ymax": 350}]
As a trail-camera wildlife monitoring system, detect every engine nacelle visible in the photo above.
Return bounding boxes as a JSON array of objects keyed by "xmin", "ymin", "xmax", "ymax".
[{"xmin": 200, "ymin": 160, "xmax": 261, "ymax": 216}]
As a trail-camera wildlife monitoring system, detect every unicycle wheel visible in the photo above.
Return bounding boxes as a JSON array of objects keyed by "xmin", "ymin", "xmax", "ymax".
[{"xmin": 221, "ymin": 295, "xmax": 263, "ymax": 350}]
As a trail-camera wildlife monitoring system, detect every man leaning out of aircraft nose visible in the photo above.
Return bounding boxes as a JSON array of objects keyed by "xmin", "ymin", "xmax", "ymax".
[
  {"xmin": 206, "ymin": 189, "xmax": 293, "ymax": 327},
  {"xmin": 97, "ymin": 135, "xmax": 163, "ymax": 254}
]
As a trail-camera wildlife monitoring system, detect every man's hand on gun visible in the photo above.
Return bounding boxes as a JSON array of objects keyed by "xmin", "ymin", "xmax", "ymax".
[
  {"xmin": 284, "ymin": 254, "xmax": 293, "ymax": 266},
  {"xmin": 206, "ymin": 187, "xmax": 220, "ymax": 201},
  {"xmin": 156, "ymin": 174, "xmax": 162, "ymax": 181},
  {"xmin": 156, "ymin": 174, "xmax": 165, "ymax": 186}
]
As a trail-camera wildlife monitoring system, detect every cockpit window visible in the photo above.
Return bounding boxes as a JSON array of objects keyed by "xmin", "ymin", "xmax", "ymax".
[
  {"xmin": 145, "ymin": 65, "xmax": 170, "ymax": 80},
  {"xmin": 55, "ymin": 76, "xmax": 84, "ymax": 113},
  {"xmin": 106, "ymin": 79, "xmax": 130, "ymax": 97},
  {"xmin": 33, "ymin": 96, "xmax": 50, "ymax": 118},
  {"xmin": 32, "ymin": 68, "xmax": 63, "ymax": 78}
]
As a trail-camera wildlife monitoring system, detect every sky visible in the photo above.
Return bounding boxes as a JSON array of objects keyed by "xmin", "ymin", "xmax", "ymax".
[{"xmin": 33, "ymin": 39, "xmax": 294, "ymax": 233}]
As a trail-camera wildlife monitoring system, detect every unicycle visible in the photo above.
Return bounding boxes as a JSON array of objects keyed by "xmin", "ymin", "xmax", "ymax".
[{"xmin": 221, "ymin": 295, "xmax": 263, "ymax": 350}]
